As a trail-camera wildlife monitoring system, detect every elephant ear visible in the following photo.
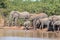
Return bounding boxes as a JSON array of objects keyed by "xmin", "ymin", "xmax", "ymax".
[
  {"xmin": 33, "ymin": 18, "xmax": 38, "ymax": 29},
  {"xmin": 36, "ymin": 19, "xmax": 40, "ymax": 25}
]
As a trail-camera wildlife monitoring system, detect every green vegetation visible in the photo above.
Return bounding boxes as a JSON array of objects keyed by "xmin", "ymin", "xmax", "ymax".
[{"xmin": 0, "ymin": 0, "xmax": 60, "ymax": 16}]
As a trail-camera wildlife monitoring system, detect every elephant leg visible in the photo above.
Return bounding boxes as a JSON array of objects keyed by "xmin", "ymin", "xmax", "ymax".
[
  {"xmin": 53, "ymin": 24, "xmax": 55, "ymax": 32},
  {"xmin": 16, "ymin": 18, "xmax": 18, "ymax": 26},
  {"xmin": 8, "ymin": 17, "xmax": 13, "ymax": 27},
  {"xmin": 4, "ymin": 20, "xmax": 6, "ymax": 27},
  {"xmin": 10, "ymin": 19, "xmax": 13, "ymax": 27},
  {"xmin": 15, "ymin": 19, "xmax": 16, "ymax": 26},
  {"xmin": 12, "ymin": 20, "xmax": 14, "ymax": 26},
  {"xmin": 41, "ymin": 23, "xmax": 43, "ymax": 30},
  {"xmin": 59, "ymin": 26, "xmax": 60, "ymax": 31},
  {"xmin": 14, "ymin": 17, "xmax": 18, "ymax": 26},
  {"xmin": 13, "ymin": 18, "xmax": 15, "ymax": 26},
  {"xmin": 39, "ymin": 23, "xmax": 41, "ymax": 29},
  {"xmin": 33, "ymin": 19, "xmax": 36, "ymax": 30},
  {"xmin": 10, "ymin": 19, "xmax": 13, "ymax": 26},
  {"xmin": 38, "ymin": 21, "xmax": 41, "ymax": 29},
  {"xmin": 58, "ymin": 25, "xmax": 60, "ymax": 31},
  {"xmin": 47, "ymin": 23, "xmax": 49, "ymax": 31},
  {"xmin": 8, "ymin": 21, "xmax": 11, "ymax": 27}
]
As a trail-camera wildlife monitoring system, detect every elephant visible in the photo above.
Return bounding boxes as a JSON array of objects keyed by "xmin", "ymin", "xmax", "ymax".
[
  {"xmin": 8, "ymin": 11, "xmax": 20, "ymax": 26},
  {"xmin": 29, "ymin": 13, "xmax": 48, "ymax": 21},
  {"xmin": 35, "ymin": 19, "xmax": 41, "ymax": 29},
  {"xmin": 23, "ymin": 20, "xmax": 31, "ymax": 30},
  {"xmin": 53, "ymin": 21, "xmax": 60, "ymax": 31},
  {"xmin": 49, "ymin": 15, "xmax": 60, "ymax": 22},
  {"xmin": 40, "ymin": 18, "xmax": 50, "ymax": 29},
  {"xmin": 35, "ymin": 18, "xmax": 50, "ymax": 30},
  {"xmin": 30, "ymin": 13, "xmax": 48, "ymax": 30},
  {"xmin": 8, "ymin": 11, "xmax": 31, "ymax": 26},
  {"xmin": 48, "ymin": 15, "xmax": 60, "ymax": 31},
  {"xmin": 19, "ymin": 11, "xmax": 31, "ymax": 21}
]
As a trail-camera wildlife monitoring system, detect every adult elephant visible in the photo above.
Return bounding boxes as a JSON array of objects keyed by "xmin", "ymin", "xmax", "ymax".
[
  {"xmin": 35, "ymin": 18, "xmax": 50, "ymax": 30},
  {"xmin": 48, "ymin": 15, "xmax": 60, "ymax": 31},
  {"xmin": 8, "ymin": 11, "xmax": 20, "ymax": 26},
  {"xmin": 30, "ymin": 13, "xmax": 48, "ymax": 21},
  {"xmin": 9, "ymin": 11, "xmax": 31, "ymax": 26},
  {"xmin": 39, "ymin": 18, "xmax": 50, "ymax": 29},
  {"xmin": 49, "ymin": 15, "xmax": 60, "ymax": 22},
  {"xmin": 29, "ymin": 13, "xmax": 48, "ymax": 30},
  {"xmin": 19, "ymin": 11, "xmax": 31, "ymax": 21},
  {"xmin": 53, "ymin": 21, "xmax": 60, "ymax": 31}
]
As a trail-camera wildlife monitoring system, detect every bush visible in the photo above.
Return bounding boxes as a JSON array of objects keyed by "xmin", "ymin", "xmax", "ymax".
[{"xmin": 1, "ymin": 0, "xmax": 60, "ymax": 25}]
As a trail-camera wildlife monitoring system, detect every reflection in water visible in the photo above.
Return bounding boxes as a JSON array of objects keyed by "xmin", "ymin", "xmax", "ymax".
[
  {"xmin": 0, "ymin": 37, "xmax": 58, "ymax": 40},
  {"xmin": 0, "ymin": 29, "xmax": 60, "ymax": 39}
]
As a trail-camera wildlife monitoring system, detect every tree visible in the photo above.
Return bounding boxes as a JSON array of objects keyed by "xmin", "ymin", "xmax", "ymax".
[{"xmin": 0, "ymin": 0, "xmax": 7, "ymax": 8}]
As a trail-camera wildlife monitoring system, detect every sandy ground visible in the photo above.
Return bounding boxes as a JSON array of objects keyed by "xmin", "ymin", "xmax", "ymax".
[{"xmin": 0, "ymin": 26, "xmax": 48, "ymax": 32}]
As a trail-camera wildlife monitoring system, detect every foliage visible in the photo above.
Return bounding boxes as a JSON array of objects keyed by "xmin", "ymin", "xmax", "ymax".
[
  {"xmin": 0, "ymin": 0, "xmax": 7, "ymax": 8},
  {"xmin": 0, "ymin": 0, "xmax": 60, "ymax": 16},
  {"xmin": 0, "ymin": 0, "xmax": 60, "ymax": 25}
]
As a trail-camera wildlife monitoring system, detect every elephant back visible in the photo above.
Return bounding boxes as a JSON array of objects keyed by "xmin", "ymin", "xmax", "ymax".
[
  {"xmin": 19, "ymin": 11, "xmax": 30, "ymax": 19},
  {"xmin": 9, "ymin": 11, "xmax": 20, "ymax": 18},
  {"xmin": 49, "ymin": 15, "xmax": 60, "ymax": 22},
  {"xmin": 29, "ymin": 13, "xmax": 48, "ymax": 21},
  {"xmin": 38, "ymin": 13, "xmax": 48, "ymax": 18},
  {"xmin": 54, "ymin": 21, "xmax": 60, "ymax": 25}
]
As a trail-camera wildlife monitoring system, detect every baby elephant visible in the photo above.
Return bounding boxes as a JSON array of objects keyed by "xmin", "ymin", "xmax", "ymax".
[{"xmin": 24, "ymin": 20, "xmax": 31, "ymax": 30}]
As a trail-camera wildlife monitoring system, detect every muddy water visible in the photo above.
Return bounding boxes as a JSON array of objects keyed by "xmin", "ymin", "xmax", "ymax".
[
  {"xmin": 0, "ymin": 29, "xmax": 59, "ymax": 40},
  {"xmin": 0, "ymin": 29, "xmax": 60, "ymax": 38},
  {"xmin": 0, "ymin": 37, "xmax": 60, "ymax": 40}
]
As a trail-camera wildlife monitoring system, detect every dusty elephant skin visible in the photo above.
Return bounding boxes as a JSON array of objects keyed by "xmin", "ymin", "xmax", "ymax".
[
  {"xmin": 1, "ymin": 11, "xmax": 60, "ymax": 32},
  {"xmin": 48, "ymin": 15, "xmax": 60, "ymax": 31},
  {"xmin": 5, "ymin": 11, "xmax": 31, "ymax": 27},
  {"xmin": 39, "ymin": 18, "xmax": 50, "ymax": 30},
  {"xmin": 19, "ymin": 11, "xmax": 31, "ymax": 20},
  {"xmin": 30, "ymin": 13, "xmax": 48, "ymax": 30},
  {"xmin": 8, "ymin": 11, "xmax": 20, "ymax": 26}
]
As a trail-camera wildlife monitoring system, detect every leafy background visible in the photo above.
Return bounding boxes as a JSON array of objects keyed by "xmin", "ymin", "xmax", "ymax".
[{"xmin": 0, "ymin": 0, "xmax": 60, "ymax": 16}]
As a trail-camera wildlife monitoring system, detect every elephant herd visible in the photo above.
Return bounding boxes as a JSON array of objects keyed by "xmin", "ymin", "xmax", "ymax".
[{"xmin": 3, "ymin": 11, "xmax": 60, "ymax": 31}]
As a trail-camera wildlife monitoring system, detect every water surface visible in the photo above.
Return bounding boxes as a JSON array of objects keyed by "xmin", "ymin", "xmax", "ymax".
[
  {"xmin": 0, "ymin": 29, "xmax": 60, "ymax": 40},
  {"xmin": 0, "ymin": 37, "xmax": 58, "ymax": 40}
]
